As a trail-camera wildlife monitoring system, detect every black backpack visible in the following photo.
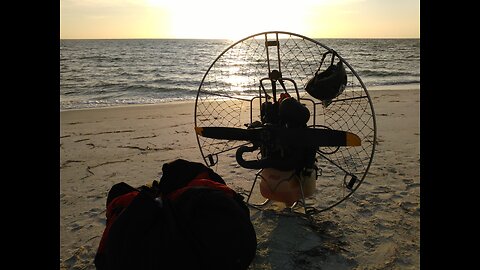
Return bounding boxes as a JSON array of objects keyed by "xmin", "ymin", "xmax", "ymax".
[{"xmin": 94, "ymin": 159, "xmax": 257, "ymax": 270}]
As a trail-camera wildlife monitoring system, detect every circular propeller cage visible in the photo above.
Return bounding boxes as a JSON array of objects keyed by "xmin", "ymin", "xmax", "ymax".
[{"xmin": 194, "ymin": 31, "xmax": 376, "ymax": 214}]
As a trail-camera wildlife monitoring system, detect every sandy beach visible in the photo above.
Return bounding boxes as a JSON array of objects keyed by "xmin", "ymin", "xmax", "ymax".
[{"xmin": 60, "ymin": 88, "xmax": 420, "ymax": 269}]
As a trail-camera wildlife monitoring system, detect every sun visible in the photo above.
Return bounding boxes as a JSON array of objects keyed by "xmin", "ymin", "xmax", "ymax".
[{"xmin": 158, "ymin": 0, "xmax": 308, "ymax": 39}]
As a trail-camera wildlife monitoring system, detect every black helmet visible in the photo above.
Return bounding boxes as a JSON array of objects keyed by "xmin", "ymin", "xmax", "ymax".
[
  {"xmin": 305, "ymin": 60, "xmax": 347, "ymax": 101},
  {"xmin": 278, "ymin": 96, "xmax": 310, "ymax": 127}
]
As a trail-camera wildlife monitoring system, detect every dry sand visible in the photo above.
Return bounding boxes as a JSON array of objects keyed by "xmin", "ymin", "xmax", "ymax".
[{"xmin": 60, "ymin": 89, "xmax": 420, "ymax": 269}]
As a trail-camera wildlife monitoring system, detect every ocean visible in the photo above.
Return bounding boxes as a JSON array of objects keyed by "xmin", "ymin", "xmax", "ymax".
[{"xmin": 60, "ymin": 38, "xmax": 419, "ymax": 110}]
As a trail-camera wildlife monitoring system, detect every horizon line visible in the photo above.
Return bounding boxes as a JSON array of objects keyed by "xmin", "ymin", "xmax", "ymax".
[{"xmin": 60, "ymin": 37, "xmax": 420, "ymax": 40}]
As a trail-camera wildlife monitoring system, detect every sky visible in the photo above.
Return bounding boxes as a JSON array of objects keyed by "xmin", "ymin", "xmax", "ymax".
[{"xmin": 60, "ymin": 0, "xmax": 419, "ymax": 39}]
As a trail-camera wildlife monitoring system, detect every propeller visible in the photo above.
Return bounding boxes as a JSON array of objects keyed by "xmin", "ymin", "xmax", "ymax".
[{"xmin": 195, "ymin": 126, "xmax": 361, "ymax": 147}]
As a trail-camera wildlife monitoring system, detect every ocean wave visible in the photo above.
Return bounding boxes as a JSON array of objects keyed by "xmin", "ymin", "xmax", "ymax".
[
  {"xmin": 365, "ymin": 80, "xmax": 420, "ymax": 87},
  {"xmin": 359, "ymin": 69, "xmax": 418, "ymax": 77},
  {"xmin": 60, "ymin": 39, "xmax": 419, "ymax": 110}
]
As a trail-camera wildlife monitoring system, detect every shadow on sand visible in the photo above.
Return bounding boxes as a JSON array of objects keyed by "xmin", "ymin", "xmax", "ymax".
[{"xmin": 248, "ymin": 209, "xmax": 357, "ymax": 270}]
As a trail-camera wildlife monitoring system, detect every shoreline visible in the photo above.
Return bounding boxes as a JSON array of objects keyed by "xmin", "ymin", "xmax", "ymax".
[
  {"xmin": 367, "ymin": 83, "xmax": 420, "ymax": 91},
  {"xmin": 60, "ymin": 98, "xmax": 198, "ymax": 113},
  {"xmin": 60, "ymin": 83, "xmax": 420, "ymax": 112}
]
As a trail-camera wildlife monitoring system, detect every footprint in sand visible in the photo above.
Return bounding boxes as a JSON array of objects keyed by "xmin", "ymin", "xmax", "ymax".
[
  {"xmin": 86, "ymin": 194, "xmax": 104, "ymax": 200},
  {"xmin": 401, "ymin": 177, "xmax": 419, "ymax": 189},
  {"xmin": 390, "ymin": 193, "xmax": 403, "ymax": 202},
  {"xmin": 399, "ymin": 201, "xmax": 420, "ymax": 215},
  {"xmin": 62, "ymin": 246, "xmax": 96, "ymax": 269},
  {"xmin": 386, "ymin": 167, "xmax": 398, "ymax": 174},
  {"xmin": 367, "ymin": 195, "xmax": 383, "ymax": 204},
  {"xmin": 402, "ymin": 178, "xmax": 414, "ymax": 185},
  {"xmin": 374, "ymin": 220, "xmax": 392, "ymax": 231},
  {"xmin": 372, "ymin": 185, "xmax": 391, "ymax": 194},
  {"xmin": 406, "ymin": 183, "xmax": 420, "ymax": 190},
  {"xmin": 68, "ymin": 222, "xmax": 84, "ymax": 232},
  {"xmin": 84, "ymin": 208, "xmax": 103, "ymax": 218},
  {"xmin": 358, "ymin": 207, "xmax": 373, "ymax": 217},
  {"xmin": 363, "ymin": 240, "xmax": 376, "ymax": 249}
]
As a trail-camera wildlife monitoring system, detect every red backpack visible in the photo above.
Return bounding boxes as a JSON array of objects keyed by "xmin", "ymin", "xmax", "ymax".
[{"xmin": 95, "ymin": 159, "xmax": 257, "ymax": 270}]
